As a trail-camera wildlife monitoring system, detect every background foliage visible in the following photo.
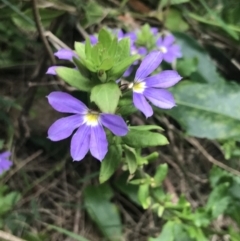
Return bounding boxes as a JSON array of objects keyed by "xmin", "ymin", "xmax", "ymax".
[{"xmin": 0, "ymin": 0, "xmax": 240, "ymax": 240}]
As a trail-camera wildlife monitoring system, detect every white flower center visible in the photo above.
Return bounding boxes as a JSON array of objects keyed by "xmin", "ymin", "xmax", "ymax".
[
  {"xmin": 131, "ymin": 49, "xmax": 137, "ymax": 55},
  {"xmin": 129, "ymin": 81, "xmax": 146, "ymax": 94},
  {"xmin": 159, "ymin": 46, "xmax": 168, "ymax": 54},
  {"xmin": 84, "ymin": 112, "xmax": 99, "ymax": 126}
]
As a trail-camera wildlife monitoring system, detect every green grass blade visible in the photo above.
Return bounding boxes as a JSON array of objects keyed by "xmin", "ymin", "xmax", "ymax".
[
  {"xmin": 48, "ymin": 224, "xmax": 91, "ymax": 241},
  {"xmin": 198, "ymin": 0, "xmax": 239, "ymax": 40}
]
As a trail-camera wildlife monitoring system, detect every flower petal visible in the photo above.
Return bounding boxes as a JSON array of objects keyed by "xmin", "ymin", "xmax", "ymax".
[
  {"xmin": 151, "ymin": 27, "xmax": 158, "ymax": 35},
  {"xmin": 48, "ymin": 115, "xmax": 83, "ymax": 141},
  {"xmin": 89, "ymin": 35, "xmax": 98, "ymax": 45},
  {"xmin": 0, "ymin": 151, "xmax": 11, "ymax": 159},
  {"xmin": 90, "ymin": 125, "xmax": 108, "ymax": 161},
  {"xmin": 47, "ymin": 91, "xmax": 88, "ymax": 114},
  {"xmin": 71, "ymin": 123, "xmax": 91, "ymax": 161},
  {"xmin": 169, "ymin": 45, "xmax": 182, "ymax": 57},
  {"xmin": 156, "ymin": 37, "xmax": 163, "ymax": 48},
  {"xmin": 133, "ymin": 92, "xmax": 153, "ymax": 118},
  {"xmin": 100, "ymin": 114, "xmax": 128, "ymax": 136},
  {"xmin": 145, "ymin": 70, "xmax": 182, "ymax": 88},
  {"xmin": 117, "ymin": 29, "xmax": 124, "ymax": 39},
  {"xmin": 163, "ymin": 45, "xmax": 182, "ymax": 63},
  {"xmin": 144, "ymin": 88, "xmax": 176, "ymax": 109},
  {"xmin": 46, "ymin": 66, "xmax": 58, "ymax": 75},
  {"xmin": 125, "ymin": 32, "xmax": 137, "ymax": 43},
  {"xmin": 54, "ymin": 49, "xmax": 77, "ymax": 60},
  {"xmin": 162, "ymin": 34, "xmax": 175, "ymax": 47},
  {"xmin": 123, "ymin": 65, "xmax": 134, "ymax": 77},
  {"xmin": 0, "ymin": 159, "xmax": 12, "ymax": 175},
  {"xmin": 138, "ymin": 47, "xmax": 148, "ymax": 56},
  {"xmin": 135, "ymin": 51, "xmax": 163, "ymax": 81}
]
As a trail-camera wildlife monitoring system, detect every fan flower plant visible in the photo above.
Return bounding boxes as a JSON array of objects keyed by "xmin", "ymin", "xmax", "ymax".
[{"xmin": 46, "ymin": 25, "xmax": 182, "ymax": 185}]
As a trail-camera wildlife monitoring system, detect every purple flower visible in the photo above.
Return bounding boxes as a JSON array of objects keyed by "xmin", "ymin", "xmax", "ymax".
[
  {"xmin": 111, "ymin": 28, "xmax": 124, "ymax": 40},
  {"xmin": 0, "ymin": 151, "xmax": 12, "ymax": 175},
  {"xmin": 129, "ymin": 51, "xmax": 182, "ymax": 118},
  {"xmin": 151, "ymin": 27, "xmax": 158, "ymax": 35},
  {"xmin": 54, "ymin": 49, "xmax": 77, "ymax": 61},
  {"xmin": 124, "ymin": 31, "xmax": 137, "ymax": 44},
  {"xmin": 46, "ymin": 66, "xmax": 59, "ymax": 75},
  {"xmin": 156, "ymin": 34, "xmax": 182, "ymax": 63},
  {"xmin": 47, "ymin": 92, "xmax": 128, "ymax": 161},
  {"xmin": 89, "ymin": 35, "xmax": 98, "ymax": 45}
]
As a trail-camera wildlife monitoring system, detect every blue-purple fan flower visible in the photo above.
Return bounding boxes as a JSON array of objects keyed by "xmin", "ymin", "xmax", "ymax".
[
  {"xmin": 0, "ymin": 151, "xmax": 12, "ymax": 175},
  {"xmin": 156, "ymin": 34, "xmax": 182, "ymax": 63},
  {"xmin": 129, "ymin": 51, "xmax": 182, "ymax": 118},
  {"xmin": 47, "ymin": 92, "xmax": 128, "ymax": 161}
]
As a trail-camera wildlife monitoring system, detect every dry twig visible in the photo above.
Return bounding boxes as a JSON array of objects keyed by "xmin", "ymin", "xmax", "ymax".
[
  {"xmin": 188, "ymin": 138, "xmax": 240, "ymax": 177},
  {"xmin": 32, "ymin": 0, "xmax": 56, "ymax": 65},
  {"xmin": 0, "ymin": 231, "xmax": 26, "ymax": 241}
]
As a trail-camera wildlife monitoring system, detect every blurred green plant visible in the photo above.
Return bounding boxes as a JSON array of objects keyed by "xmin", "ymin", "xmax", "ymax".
[{"xmin": 1, "ymin": 0, "xmax": 240, "ymax": 241}]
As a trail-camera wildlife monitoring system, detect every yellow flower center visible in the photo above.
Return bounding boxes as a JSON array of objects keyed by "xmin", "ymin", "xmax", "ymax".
[
  {"xmin": 85, "ymin": 112, "xmax": 99, "ymax": 126},
  {"xmin": 132, "ymin": 82, "xmax": 146, "ymax": 93},
  {"xmin": 159, "ymin": 46, "xmax": 168, "ymax": 54}
]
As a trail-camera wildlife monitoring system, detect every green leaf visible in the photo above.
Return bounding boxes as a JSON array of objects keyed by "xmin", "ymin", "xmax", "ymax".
[
  {"xmin": 114, "ymin": 172, "xmax": 140, "ymax": 205},
  {"xmin": 148, "ymin": 221, "xmax": 174, "ymax": 241},
  {"xmin": 167, "ymin": 81, "xmax": 240, "ymax": 139},
  {"xmin": 11, "ymin": 8, "xmax": 64, "ymax": 32},
  {"xmin": 174, "ymin": 32, "xmax": 222, "ymax": 84},
  {"xmin": 74, "ymin": 42, "xmax": 86, "ymax": 59},
  {"xmin": 99, "ymin": 144, "xmax": 122, "ymax": 183},
  {"xmin": 122, "ymin": 129, "xmax": 169, "ymax": 148},
  {"xmin": 81, "ymin": 58, "xmax": 96, "ymax": 72},
  {"xmin": 123, "ymin": 145, "xmax": 138, "ymax": 174},
  {"xmin": 118, "ymin": 97, "xmax": 137, "ymax": 116},
  {"xmin": 81, "ymin": 1, "xmax": 104, "ymax": 28},
  {"xmin": 108, "ymin": 37, "xmax": 118, "ymax": 58},
  {"xmin": 206, "ymin": 182, "xmax": 231, "ymax": 218},
  {"xmin": 91, "ymin": 44, "xmax": 101, "ymax": 66},
  {"xmin": 85, "ymin": 38, "xmax": 92, "ymax": 59},
  {"xmin": 176, "ymin": 57, "xmax": 198, "ymax": 77},
  {"xmin": 160, "ymin": 0, "xmax": 190, "ymax": 7},
  {"xmin": 56, "ymin": 67, "xmax": 92, "ymax": 92},
  {"xmin": 0, "ymin": 191, "xmax": 21, "ymax": 214},
  {"xmin": 114, "ymin": 38, "xmax": 131, "ymax": 62},
  {"xmin": 90, "ymin": 82, "xmax": 121, "ymax": 113},
  {"xmin": 154, "ymin": 164, "xmax": 168, "ymax": 185},
  {"xmin": 99, "ymin": 57, "xmax": 114, "ymax": 71},
  {"xmin": 84, "ymin": 184, "xmax": 122, "ymax": 240},
  {"xmin": 73, "ymin": 57, "xmax": 90, "ymax": 78},
  {"xmin": 165, "ymin": 9, "xmax": 189, "ymax": 32},
  {"xmin": 48, "ymin": 225, "xmax": 91, "ymax": 241},
  {"xmin": 138, "ymin": 183, "xmax": 150, "ymax": 209},
  {"xmin": 185, "ymin": 226, "xmax": 208, "ymax": 241},
  {"xmin": 98, "ymin": 28, "xmax": 113, "ymax": 49},
  {"xmin": 130, "ymin": 125, "xmax": 164, "ymax": 131},
  {"xmin": 136, "ymin": 23, "xmax": 156, "ymax": 48},
  {"xmin": 198, "ymin": 0, "xmax": 239, "ymax": 40},
  {"xmin": 108, "ymin": 55, "xmax": 140, "ymax": 81}
]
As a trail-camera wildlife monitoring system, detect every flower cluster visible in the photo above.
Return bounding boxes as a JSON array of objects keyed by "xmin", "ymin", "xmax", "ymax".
[
  {"xmin": 46, "ymin": 27, "xmax": 182, "ymax": 162},
  {"xmin": 0, "ymin": 151, "xmax": 12, "ymax": 175}
]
